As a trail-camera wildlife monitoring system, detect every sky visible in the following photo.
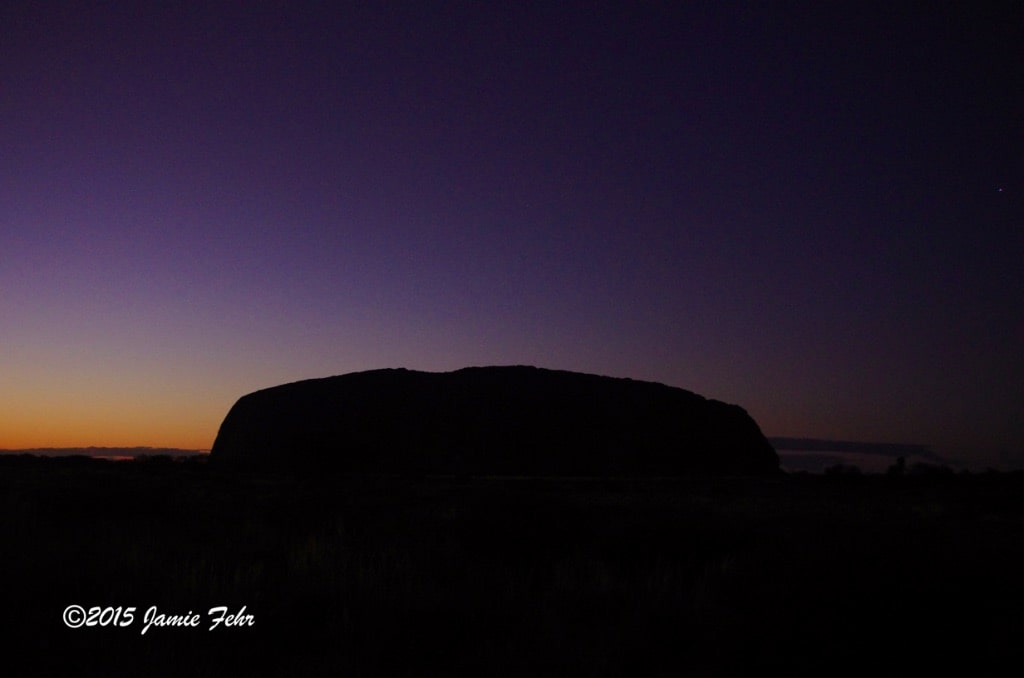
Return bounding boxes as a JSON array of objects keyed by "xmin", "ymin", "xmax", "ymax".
[{"xmin": 2, "ymin": 2, "xmax": 1021, "ymax": 467}]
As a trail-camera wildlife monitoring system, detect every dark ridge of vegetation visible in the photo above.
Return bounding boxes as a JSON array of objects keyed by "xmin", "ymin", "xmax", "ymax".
[
  {"xmin": 769, "ymin": 437, "xmax": 940, "ymax": 460},
  {"xmin": 1, "ymin": 458, "xmax": 1023, "ymax": 676}
]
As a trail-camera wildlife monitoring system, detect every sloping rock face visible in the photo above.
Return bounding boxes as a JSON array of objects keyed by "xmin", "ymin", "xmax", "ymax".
[{"xmin": 210, "ymin": 366, "xmax": 779, "ymax": 475}]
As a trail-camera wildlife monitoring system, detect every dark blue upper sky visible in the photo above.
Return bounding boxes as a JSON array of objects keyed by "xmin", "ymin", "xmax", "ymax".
[{"xmin": 2, "ymin": 1, "xmax": 1021, "ymax": 467}]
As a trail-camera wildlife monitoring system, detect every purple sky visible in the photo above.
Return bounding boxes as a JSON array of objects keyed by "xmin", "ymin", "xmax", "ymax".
[{"xmin": 2, "ymin": 2, "xmax": 1021, "ymax": 467}]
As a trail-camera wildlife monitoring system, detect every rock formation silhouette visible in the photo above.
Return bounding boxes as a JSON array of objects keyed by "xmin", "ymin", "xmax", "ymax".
[{"xmin": 210, "ymin": 366, "xmax": 779, "ymax": 475}]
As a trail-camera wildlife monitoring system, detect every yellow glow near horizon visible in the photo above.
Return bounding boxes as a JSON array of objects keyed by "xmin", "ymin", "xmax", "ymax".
[{"xmin": 0, "ymin": 389, "xmax": 222, "ymax": 450}]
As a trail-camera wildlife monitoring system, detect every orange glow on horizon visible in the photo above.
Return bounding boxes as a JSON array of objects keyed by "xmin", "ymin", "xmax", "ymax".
[{"xmin": 0, "ymin": 404, "xmax": 218, "ymax": 451}]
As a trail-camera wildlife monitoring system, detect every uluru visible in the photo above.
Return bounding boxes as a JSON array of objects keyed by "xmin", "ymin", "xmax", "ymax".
[{"xmin": 210, "ymin": 366, "xmax": 779, "ymax": 476}]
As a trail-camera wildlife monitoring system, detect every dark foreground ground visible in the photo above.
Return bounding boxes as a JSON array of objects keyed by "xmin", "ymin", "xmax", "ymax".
[{"xmin": 2, "ymin": 456, "xmax": 1022, "ymax": 676}]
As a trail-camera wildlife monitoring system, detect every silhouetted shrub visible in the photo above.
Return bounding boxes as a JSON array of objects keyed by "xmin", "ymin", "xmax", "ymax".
[
  {"xmin": 886, "ymin": 456, "xmax": 906, "ymax": 476},
  {"xmin": 136, "ymin": 454, "xmax": 174, "ymax": 465},
  {"xmin": 909, "ymin": 462, "xmax": 954, "ymax": 476},
  {"xmin": 824, "ymin": 463, "xmax": 861, "ymax": 476}
]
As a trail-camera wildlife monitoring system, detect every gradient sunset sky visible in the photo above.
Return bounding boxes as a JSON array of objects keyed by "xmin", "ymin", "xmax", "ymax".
[{"xmin": 2, "ymin": 2, "xmax": 1021, "ymax": 467}]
